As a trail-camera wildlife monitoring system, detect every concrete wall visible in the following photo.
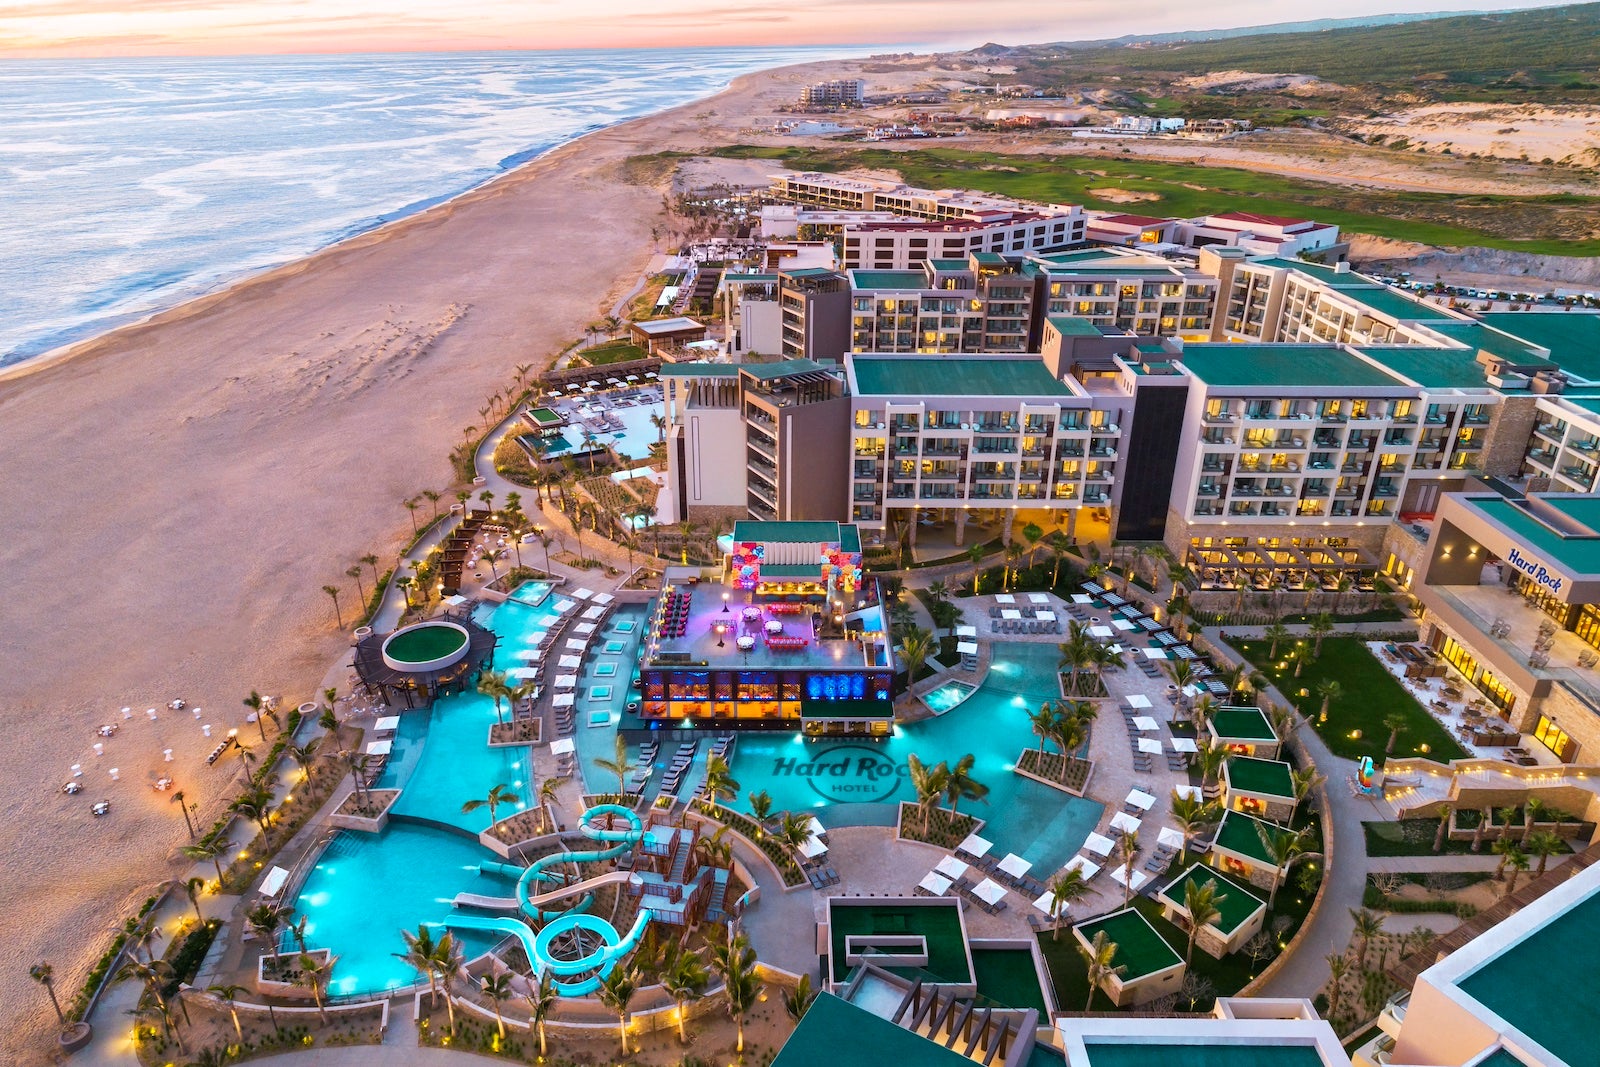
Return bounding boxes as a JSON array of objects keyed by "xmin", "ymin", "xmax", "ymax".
[
  {"xmin": 671, "ymin": 408, "xmax": 746, "ymax": 511},
  {"xmin": 780, "ymin": 395, "xmax": 851, "ymax": 520},
  {"xmin": 734, "ymin": 298, "xmax": 783, "ymax": 357},
  {"xmin": 1479, "ymin": 394, "xmax": 1540, "ymax": 478}
]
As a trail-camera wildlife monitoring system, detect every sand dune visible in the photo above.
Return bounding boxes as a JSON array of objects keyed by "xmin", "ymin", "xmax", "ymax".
[{"xmin": 0, "ymin": 55, "xmax": 859, "ymax": 1064}]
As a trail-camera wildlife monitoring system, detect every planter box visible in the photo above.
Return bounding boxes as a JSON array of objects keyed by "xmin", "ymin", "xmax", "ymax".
[
  {"xmin": 328, "ymin": 789, "xmax": 400, "ymax": 833},
  {"xmin": 257, "ymin": 948, "xmax": 332, "ymax": 998},
  {"xmin": 1014, "ymin": 749, "xmax": 1094, "ymax": 797},
  {"xmin": 487, "ymin": 720, "xmax": 541, "ymax": 747}
]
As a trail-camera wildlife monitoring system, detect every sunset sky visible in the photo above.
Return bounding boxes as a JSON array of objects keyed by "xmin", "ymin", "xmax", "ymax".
[{"xmin": 0, "ymin": 0, "xmax": 1563, "ymax": 58}]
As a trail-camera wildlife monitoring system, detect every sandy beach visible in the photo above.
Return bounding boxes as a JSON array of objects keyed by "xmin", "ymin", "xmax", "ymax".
[{"xmin": 0, "ymin": 54, "xmax": 880, "ymax": 1063}]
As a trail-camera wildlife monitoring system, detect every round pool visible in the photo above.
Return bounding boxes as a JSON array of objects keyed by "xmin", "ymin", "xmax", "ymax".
[{"xmin": 382, "ymin": 621, "xmax": 470, "ymax": 672}]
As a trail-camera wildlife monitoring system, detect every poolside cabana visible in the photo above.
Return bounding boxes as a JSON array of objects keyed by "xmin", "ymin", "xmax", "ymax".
[
  {"xmin": 1222, "ymin": 756, "xmax": 1298, "ymax": 821},
  {"xmin": 1156, "ymin": 864, "xmax": 1266, "ymax": 958},
  {"xmin": 1209, "ymin": 810, "xmax": 1299, "ymax": 894},
  {"xmin": 1206, "ymin": 706, "xmax": 1282, "ymax": 759},
  {"xmin": 1071, "ymin": 908, "xmax": 1185, "ymax": 1007}
]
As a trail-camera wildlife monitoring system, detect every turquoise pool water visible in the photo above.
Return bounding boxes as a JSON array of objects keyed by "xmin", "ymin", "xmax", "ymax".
[
  {"xmin": 510, "ymin": 579, "xmax": 553, "ymax": 607},
  {"xmin": 729, "ymin": 643, "xmax": 1103, "ymax": 873},
  {"xmin": 923, "ymin": 679, "xmax": 977, "ymax": 714},
  {"xmin": 295, "ymin": 825, "xmax": 503, "ymax": 995}
]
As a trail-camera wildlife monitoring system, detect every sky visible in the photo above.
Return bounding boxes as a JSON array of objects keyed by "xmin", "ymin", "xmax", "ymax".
[{"xmin": 0, "ymin": 0, "xmax": 1567, "ymax": 58}]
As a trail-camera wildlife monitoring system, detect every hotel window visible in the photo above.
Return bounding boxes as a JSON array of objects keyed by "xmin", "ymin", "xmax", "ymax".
[
  {"xmin": 1575, "ymin": 604, "xmax": 1600, "ymax": 652},
  {"xmin": 1535, "ymin": 715, "xmax": 1577, "ymax": 762}
]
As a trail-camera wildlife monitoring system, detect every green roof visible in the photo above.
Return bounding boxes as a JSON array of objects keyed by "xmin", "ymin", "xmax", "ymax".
[
  {"xmin": 1456, "ymin": 886, "xmax": 1600, "ymax": 1066},
  {"xmin": 783, "ymin": 266, "xmax": 838, "ymax": 278},
  {"xmin": 1047, "ymin": 315, "xmax": 1106, "ymax": 337},
  {"xmin": 1084, "ymin": 1041, "xmax": 1327, "ymax": 1067},
  {"xmin": 1159, "ymin": 864, "xmax": 1265, "ymax": 936},
  {"xmin": 1213, "ymin": 811, "xmax": 1292, "ymax": 867},
  {"xmin": 733, "ymin": 520, "xmax": 844, "ymax": 545},
  {"xmin": 929, "ymin": 258, "xmax": 971, "ymax": 271},
  {"xmin": 526, "ymin": 407, "xmax": 563, "ymax": 425},
  {"xmin": 1479, "ymin": 312, "xmax": 1600, "ymax": 382},
  {"xmin": 828, "ymin": 901, "xmax": 972, "ymax": 984},
  {"xmin": 972, "ymin": 251, "xmax": 1008, "ymax": 266},
  {"xmin": 1224, "ymin": 756, "xmax": 1295, "ymax": 799},
  {"xmin": 1470, "ymin": 495, "xmax": 1600, "ymax": 576},
  {"xmin": 1073, "ymin": 908, "xmax": 1182, "ymax": 979},
  {"xmin": 851, "ymin": 356, "xmax": 1073, "ymax": 397},
  {"xmin": 723, "ymin": 273, "xmax": 779, "ymax": 283},
  {"xmin": 1327, "ymin": 284, "xmax": 1444, "ymax": 322},
  {"xmin": 1209, "ymin": 706, "xmax": 1279, "ymax": 742},
  {"xmin": 1562, "ymin": 395, "xmax": 1600, "ymax": 417},
  {"xmin": 1178, "ymin": 343, "xmax": 1403, "ymax": 389},
  {"xmin": 1476, "ymin": 1051, "xmax": 1531, "ymax": 1067},
  {"xmin": 1426, "ymin": 321, "xmax": 1554, "ymax": 369},
  {"xmin": 1355, "ymin": 344, "xmax": 1495, "ymax": 390},
  {"xmin": 657, "ymin": 362, "xmax": 738, "ymax": 377},
  {"xmin": 762, "ymin": 563, "xmax": 824, "ymax": 578},
  {"xmin": 850, "ymin": 270, "xmax": 929, "ymax": 290},
  {"xmin": 772, "ymin": 993, "xmax": 974, "ymax": 1067},
  {"xmin": 1249, "ymin": 257, "xmax": 1354, "ymax": 285}
]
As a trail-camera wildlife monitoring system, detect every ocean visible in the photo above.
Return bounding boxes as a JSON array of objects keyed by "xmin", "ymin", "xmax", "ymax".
[{"xmin": 0, "ymin": 47, "xmax": 854, "ymax": 367}]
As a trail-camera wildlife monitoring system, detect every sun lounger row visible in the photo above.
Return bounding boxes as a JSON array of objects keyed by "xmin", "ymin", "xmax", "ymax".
[
  {"xmin": 659, "ymin": 741, "xmax": 699, "ymax": 797},
  {"xmin": 990, "ymin": 618, "xmax": 1059, "ymax": 634},
  {"xmin": 807, "ymin": 864, "xmax": 840, "ymax": 889},
  {"xmin": 629, "ymin": 742, "xmax": 660, "ymax": 791}
]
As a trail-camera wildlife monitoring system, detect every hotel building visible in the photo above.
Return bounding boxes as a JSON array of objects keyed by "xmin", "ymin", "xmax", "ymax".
[
  {"xmin": 1032, "ymin": 248, "xmax": 1218, "ymax": 338},
  {"xmin": 847, "ymin": 253, "xmax": 1036, "ymax": 354},
  {"xmin": 838, "ymin": 212, "xmax": 1087, "ymax": 271}
]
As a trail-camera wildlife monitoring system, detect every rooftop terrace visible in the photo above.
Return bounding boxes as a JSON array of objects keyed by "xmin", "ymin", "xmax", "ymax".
[
  {"xmin": 1224, "ymin": 756, "xmax": 1295, "ymax": 799},
  {"xmin": 1177, "ymin": 343, "xmax": 1404, "ymax": 390},
  {"xmin": 1073, "ymin": 908, "xmax": 1182, "ymax": 980},
  {"xmin": 1479, "ymin": 311, "xmax": 1600, "ymax": 383},
  {"xmin": 1160, "ymin": 864, "xmax": 1265, "ymax": 936},
  {"xmin": 851, "ymin": 355, "xmax": 1076, "ymax": 397},
  {"xmin": 645, "ymin": 581, "xmax": 885, "ymax": 671},
  {"xmin": 1210, "ymin": 706, "xmax": 1278, "ymax": 742}
]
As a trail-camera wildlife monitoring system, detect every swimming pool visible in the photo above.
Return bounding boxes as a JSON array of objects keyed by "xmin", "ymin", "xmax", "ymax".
[
  {"xmin": 922, "ymin": 679, "xmax": 977, "ymax": 714},
  {"xmin": 510, "ymin": 579, "xmax": 553, "ymax": 607},
  {"xmin": 728, "ymin": 643, "xmax": 1102, "ymax": 873}
]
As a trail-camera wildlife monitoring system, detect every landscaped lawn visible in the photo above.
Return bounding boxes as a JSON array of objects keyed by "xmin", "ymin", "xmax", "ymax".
[
  {"xmin": 578, "ymin": 338, "xmax": 648, "ymax": 365},
  {"xmin": 1230, "ymin": 636, "xmax": 1467, "ymax": 764}
]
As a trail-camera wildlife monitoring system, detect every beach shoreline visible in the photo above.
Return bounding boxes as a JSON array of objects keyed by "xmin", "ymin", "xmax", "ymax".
[{"xmin": 0, "ymin": 52, "xmax": 871, "ymax": 1065}]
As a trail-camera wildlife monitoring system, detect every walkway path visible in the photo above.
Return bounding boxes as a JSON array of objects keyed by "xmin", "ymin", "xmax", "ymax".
[{"xmin": 1367, "ymin": 855, "xmax": 1507, "ymax": 873}]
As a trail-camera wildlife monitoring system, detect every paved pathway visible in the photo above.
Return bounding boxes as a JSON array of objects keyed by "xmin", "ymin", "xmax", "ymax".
[{"xmin": 1367, "ymin": 855, "xmax": 1506, "ymax": 873}]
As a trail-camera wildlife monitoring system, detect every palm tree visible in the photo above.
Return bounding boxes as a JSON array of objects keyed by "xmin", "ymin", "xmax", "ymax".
[
  {"xmin": 524, "ymin": 971, "xmax": 556, "ymax": 1059},
  {"xmin": 1315, "ymin": 679, "xmax": 1343, "ymax": 725},
  {"xmin": 1497, "ymin": 805, "xmax": 1521, "ymax": 841},
  {"xmin": 298, "ymin": 952, "xmax": 335, "ymax": 1022},
  {"xmin": 907, "ymin": 753, "xmax": 947, "ymax": 836},
  {"xmin": 1046, "ymin": 531, "xmax": 1072, "ymax": 588},
  {"xmin": 118, "ymin": 958, "xmax": 184, "ymax": 1052},
  {"xmin": 968, "ymin": 542, "xmax": 986, "ymax": 595},
  {"xmin": 346, "ymin": 564, "xmax": 367, "ymax": 605},
  {"xmin": 1433, "ymin": 806, "xmax": 1453, "ymax": 853},
  {"xmin": 207, "ymin": 983, "xmax": 247, "ymax": 1043},
  {"xmin": 30, "ymin": 962, "xmax": 65, "ymax": 1027},
  {"xmin": 421, "ymin": 489, "xmax": 443, "ymax": 520},
  {"xmin": 703, "ymin": 756, "xmax": 740, "ymax": 806},
  {"xmin": 1324, "ymin": 954, "xmax": 1350, "ymax": 1023},
  {"xmin": 1164, "ymin": 657, "xmax": 1197, "ymax": 693},
  {"xmin": 1194, "ymin": 739, "xmax": 1228, "ymax": 793},
  {"xmin": 477, "ymin": 669, "xmax": 512, "ymax": 727},
  {"xmin": 480, "ymin": 489, "xmax": 496, "ymax": 515},
  {"xmin": 341, "ymin": 750, "xmax": 370, "ymax": 807},
  {"xmin": 899, "ymin": 626, "xmax": 936, "ymax": 682},
  {"xmin": 1182, "ymin": 878, "xmax": 1227, "ymax": 964},
  {"xmin": 1308, "ymin": 612, "xmax": 1334, "ymax": 655},
  {"xmin": 1118, "ymin": 829, "xmax": 1141, "ymax": 905},
  {"xmin": 183, "ymin": 875, "xmax": 208, "ymax": 927},
  {"xmin": 1256, "ymin": 823, "xmax": 1316, "ymax": 909},
  {"xmin": 184, "ymin": 837, "xmax": 229, "ymax": 886},
  {"xmin": 783, "ymin": 973, "xmax": 818, "ymax": 1022},
  {"xmin": 247, "ymin": 902, "xmax": 289, "ymax": 952},
  {"xmin": 482, "ymin": 547, "xmax": 505, "ymax": 581},
  {"xmin": 1522, "ymin": 797, "xmax": 1546, "ymax": 845},
  {"xmin": 595, "ymin": 965, "xmax": 638, "ymax": 1056},
  {"xmin": 1383, "ymin": 713, "xmax": 1411, "ymax": 755},
  {"xmin": 433, "ymin": 933, "xmax": 464, "ymax": 1033},
  {"xmin": 230, "ymin": 790, "xmax": 272, "ymax": 834},
  {"xmin": 403, "ymin": 497, "xmax": 421, "ymax": 533},
  {"xmin": 1046, "ymin": 869, "xmax": 1090, "ymax": 939},
  {"xmin": 748, "ymin": 790, "xmax": 775, "ymax": 829},
  {"xmin": 1077, "ymin": 930, "xmax": 1126, "ymax": 1012},
  {"xmin": 461, "ymin": 783, "xmax": 520, "ymax": 828},
  {"xmin": 171, "ymin": 789, "xmax": 197, "ymax": 839},
  {"xmin": 1169, "ymin": 792, "xmax": 1219, "ymax": 862},
  {"xmin": 1491, "ymin": 835, "xmax": 1522, "ymax": 881},
  {"xmin": 1504, "ymin": 847, "xmax": 1531, "ymax": 895},
  {"xmin": 662, "ymin": 949, "xmax": 709, "ymax": 1042},
  {"xmin": 943, "ymin": 753, "xmax": 988, "ymax": 818},
  {"xmin": 1526, "ymin": 829, "xmax": 1563, "ymax": 877},
  {"xmin": 287, "ymin": 738, "xmax": 321, "ymax": 781},
  {"xmin": 322, "ymin": 584, "xmax": 344, "ymax": 628},
  {"xmin": 1264, "ymin": 621, "xmax": 1289, "ymax": 659},
  {"xmin": 1029, "ymin": 703, "xmax": 1062, "ymax": 757},
  {"xmin": 712, "ymin": 932, "xmax": 763, "ymax": 1054},
  {"xmin": 1290, "ymin": 767, "xmax": 1324, "ymax": 821},
  {"xmin": 1350, "ymin": 908, "xmax": 1385, "ymax": 967},
  {"xmin": 536, "ymin": 776, "xmax": 560, "ymax": 833},
  {"xmin": 774, "ymin": 811, "xmax": 812, "ymax": 856},
  {"xmin": 1289, "ymin": 643, "xmax": 1314, "ymax": 678},
  {"xmin": 651, "ymin": 412, "xmax": 667, "ymax": 444},
  {"xmin": 594, "ymin": 734, "xmax": 635, "ymax": 797},
  {"xmin": 480, "ymin": 972, "xmax": 514, "ymax": 1040}
]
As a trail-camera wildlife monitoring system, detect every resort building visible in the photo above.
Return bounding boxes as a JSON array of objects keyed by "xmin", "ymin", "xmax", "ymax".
[
  {"xmin": 778, "ymin": 267, "xmax": 853, "ymax": 362},
  {"xmin": 662, "ymin": 359, "xmax": 851, "ymax": 524},
  {"xmin": 1070, "ymin": 907, "xmax": 1186, "ymax": 1007},
  {"xmin": 1208, "ymin": 810, "xmax": 1297, "ymax": 894},
  {"xmin": 839, "ymin": 212, "xmax": 1086, "ymax": 271},
  {"xmin": 798, "ymin": 78, "xmax": 865, "ymax": 107},
  {"xmin": 634, "ymin": 522, "xmax": 895, "ymax": 735},
  {"xmin": 1059, "ymin": 1000, "xmax": 1348, "ymax": 1067},
  {"xmin": 1031, "ymin": 247, "xmax": 1218, "ymax": 338},
  {"xmin": 1177, "ymin": 211, "xmax": 1346, "ymax": 261},
  {"xmin": 1208, "ymin": 706, "xmax": 1282, "ymax": 758},
  {"xmin": 769, "ymin": 172, "xmax": 1085, "ymax": 230},
  {"xmin": 847, "ymin": 253, "xmax": 1037, "ymax": 354},
  {"xmin": 719, "ymin": 273, "xmax": 782, "ymax": 356},
  {"xmin": 1357, "ymin": 856, "xmax": 1600, "ymax": 1067},
  {"xmin": 842, "ymin": 353, "xmax": 1126, "ymax": 539},
  {"xmin": 1222, "ymin": 755, "xmax": 1299, "ymax": 821},
  {"xmin": 1406, "ymin": 490, "xmax": 1600, "ymax": 758},
  {"xmin": 1155, "ymin": 864, "xmax": 1268, "ymax": 958},
  {"xmin": 628, "ymin": 315, "xmax": 706, "ymax": 354},
  {"xmin": 1084, "ymin": 213, "xmax": 1181, "ymax": 248}
]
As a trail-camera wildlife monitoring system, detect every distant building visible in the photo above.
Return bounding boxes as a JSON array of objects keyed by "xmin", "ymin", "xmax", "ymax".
[
  {"xmin": 1112, "ymin": 115, "xmax": 1186, "ymax": 134},
  {"xmin": 628, "ymin": 316, "xmax": 707, "ymax": 354},
  {"xmin": 1178, "ymin": 211, "xmax": 1346, "ymax": 260},
  {"xmin": 798, "ymin": 79, "xmax": 865, "ymax": 108}
]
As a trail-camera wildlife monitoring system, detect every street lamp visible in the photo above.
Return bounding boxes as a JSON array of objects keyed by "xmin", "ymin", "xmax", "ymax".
[
  {"xmin": 716, "ymin": 622, "xmax": 727, "ymax": 648},
  {"xmin": 722, "ymin": 592, "xmax": 730, "ymax": 613}
]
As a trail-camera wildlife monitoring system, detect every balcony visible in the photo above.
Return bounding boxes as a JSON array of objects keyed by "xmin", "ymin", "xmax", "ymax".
[
  {"xmin": 1463, "ymin": 411, "xmax": 1491, "ymax": 425},
  {"xmin": 1203, "ymin": 411, "xmax": 1237, "ymax": 424},
  {"xmin": 1197, "ymin": 482, "xmax": 1222, "ymax": 497}
]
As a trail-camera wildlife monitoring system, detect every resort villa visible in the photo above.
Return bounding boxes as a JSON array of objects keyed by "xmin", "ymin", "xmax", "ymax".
[
  {"xmin": 1156, "ymin": 864, "xmax": 1268, "ymax": 958},
  {"xmin": 1208, "ymin": 810, "xmax": 1300, "ymax": 894},
  {"xmin": 1207, "ymin": 706, "xmax": 1283, "ymax": 759},
  {"xmin": 1070, "ymin": 908, "xmax": 1186, "ymax": 1007},
  {"xmin": 1222, "ymin": 755, "xmax": 1299, "ymax": 821}
]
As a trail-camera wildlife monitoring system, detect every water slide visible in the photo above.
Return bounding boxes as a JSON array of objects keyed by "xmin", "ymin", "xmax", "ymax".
[{"xmin": 444, "ymin": 803, "xmax": 658, "ymax": 995}]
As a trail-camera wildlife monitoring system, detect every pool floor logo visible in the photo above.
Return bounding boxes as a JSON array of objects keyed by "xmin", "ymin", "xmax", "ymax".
[{"xmin": 770, "ymin": 745, "xmax": 906, "ymax": 804}]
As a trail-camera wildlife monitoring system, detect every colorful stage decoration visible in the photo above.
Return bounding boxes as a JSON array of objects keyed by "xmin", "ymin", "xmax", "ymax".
[
  {"xmin": 731, "ymin": 541, "xmax": 765, "ymax": 590},
  {"xmin": 819, "ymin": 545, "xmax": 863, "ymax": 594}
]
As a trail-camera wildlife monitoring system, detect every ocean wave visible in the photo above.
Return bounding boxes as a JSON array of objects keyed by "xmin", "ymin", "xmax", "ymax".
[{"xmin": 0, "ymin": 46, "xmax": 863, "ymax": 365}]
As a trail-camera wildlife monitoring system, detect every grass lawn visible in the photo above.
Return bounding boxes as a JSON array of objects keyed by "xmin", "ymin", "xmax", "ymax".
[
  {"xmin": 1363, "ymin": 819, "xmax": 1475, "ymax": 857},
  {"xmin": 1230, "ymin": 636, "xmax": 1467, "ymax": 764},
  {"xmin": 694, "ymin": 146, "xmax": 1600, "ymax": 256},
  {"xmin": 578, "ymin": 338, "xmax": 648, "ymax": 365}
]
